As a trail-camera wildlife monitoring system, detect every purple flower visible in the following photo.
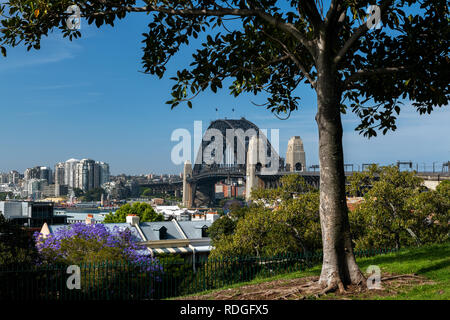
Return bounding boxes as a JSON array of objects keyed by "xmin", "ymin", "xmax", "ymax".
[{"xmin": 34, "ymin": 223, "xmax": 161, "ymax": 273}]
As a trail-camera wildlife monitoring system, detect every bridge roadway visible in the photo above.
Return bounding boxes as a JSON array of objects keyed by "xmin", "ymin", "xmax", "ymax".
[{"xmin": 139, "ymin": 170, "xmax": 449, "ymax": 192}]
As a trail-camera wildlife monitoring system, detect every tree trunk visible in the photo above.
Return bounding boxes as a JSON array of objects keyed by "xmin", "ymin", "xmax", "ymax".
[{"xmin": 315, "ymin": 53, "xmax": 365, "ymax": 291}]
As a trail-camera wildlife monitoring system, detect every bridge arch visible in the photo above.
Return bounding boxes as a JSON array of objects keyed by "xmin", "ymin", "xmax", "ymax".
[{"xmin": 183, "ymin": 118, "xmax": 308, "ymax": 207}]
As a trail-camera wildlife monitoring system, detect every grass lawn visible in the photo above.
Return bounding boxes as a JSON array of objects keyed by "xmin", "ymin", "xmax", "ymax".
[
  {"xmin": 176, "ymin": 242, "xmax": 449, "ymax": 300},
  {"xmin": 355, "ymin": 242, "xmax": 449, "ymax": 300}
]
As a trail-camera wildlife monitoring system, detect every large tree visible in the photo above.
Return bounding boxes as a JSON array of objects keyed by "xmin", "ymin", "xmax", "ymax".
[{"xmin": 1, "ymin": 0, "xmax": 448, "ymax": 292}]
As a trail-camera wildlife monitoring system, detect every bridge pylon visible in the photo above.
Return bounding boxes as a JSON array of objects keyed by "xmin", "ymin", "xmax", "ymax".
[
  {"xmin": 245, "ymin": 135, "xmax": 264, "ymax": 201},
  {"xmin": 286, "ymin": 136, "xmax": 306, "ymax": 172},
  {"xmin": 182, "ymin": 160, "xmax": 193, "ymax": 208}
]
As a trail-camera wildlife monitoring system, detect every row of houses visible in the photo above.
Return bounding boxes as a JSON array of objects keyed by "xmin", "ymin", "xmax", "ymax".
[
  {"xmin": 153, "ymin": 205, "xmax": 220, "ymax": 222},
  {"xmin": 39, "ymin": 215, "xmax": 213, "ymax": 258}
]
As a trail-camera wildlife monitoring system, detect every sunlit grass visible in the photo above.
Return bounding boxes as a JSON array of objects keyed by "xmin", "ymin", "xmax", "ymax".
[{"xmin": 177, "ymin": 242, "xmax": 449, "ymax": 300}]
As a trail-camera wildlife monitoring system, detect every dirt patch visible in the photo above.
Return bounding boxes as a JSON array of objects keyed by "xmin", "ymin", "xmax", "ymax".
[{"xmin": 180, "ymin": 274, "xmax": 434, "ymax": 300}]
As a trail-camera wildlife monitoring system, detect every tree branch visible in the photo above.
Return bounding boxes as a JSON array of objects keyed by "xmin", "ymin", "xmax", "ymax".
[
  {"xmin": 344, "ymin": 66, "xmax": 408, "ymax": 88},
  {"xmin": 90, "ymin": 4, "xmax": 317, "ymax": 59},
  {"xmin": 256, "ymin": 11, "xmax": 316, "ymax": 58},
  {"xmin": 262, "ymin": 31, "xmax": 316, "ymax": 88},
  {"xmin": 324, "ymin": 0, "xmax": 344, "ymax": 27},
  {"xmin": 298, "ymin": 0, "xmax": 323, "ymax": 30},
  {"xmin": 333, "ymin": 0, "xmax": 393, "ymax": 65}
]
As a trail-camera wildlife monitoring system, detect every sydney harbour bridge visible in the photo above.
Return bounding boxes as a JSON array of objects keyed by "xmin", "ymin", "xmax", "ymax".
[
  {"xmin": 139, "ymin": 118, "xmax": 449, "ymax": 208},
  {"xmin": 181, "ymin": 117, "xmax": 312, "ymax": 207}
]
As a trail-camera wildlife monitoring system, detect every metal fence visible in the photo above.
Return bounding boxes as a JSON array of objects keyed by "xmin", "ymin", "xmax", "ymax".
[{"xmin": 0, "ymin": 248, "xmax": 398, "ymax": 300}]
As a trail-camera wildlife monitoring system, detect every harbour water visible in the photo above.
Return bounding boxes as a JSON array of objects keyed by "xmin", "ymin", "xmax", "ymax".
[{"xmin": 54, "ymin": 207, "xmax": 117, "ymax": 224}]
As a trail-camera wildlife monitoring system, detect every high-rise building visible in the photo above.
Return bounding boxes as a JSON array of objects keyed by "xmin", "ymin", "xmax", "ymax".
[
  {"xmin": 8, "ymin": 170, "xmax": 20, "ymax": 184},
  {"xmin": 58, "ymin": 158, "xmax": 110, "ymax": 193},
  {"xmin": 54, "ymin": 163, "xmax": 65, "ymax": 185},
  {"xmin": 39, "ymin": 166, "xmax": 52, "ymax": 184},
  {"xmin": 93, "ymin": 162, "xmax": 100, "ymax": 189},
  {"xmin": 54, "ymin": 162, "xmax": 65, "ymax": 196},
  {"xmin": 64, "ymin": 158, "xmax": 80, "ymax": 189},
  {"xmin": 76, "ymin": 159, "xmax": 96, "ymax": 191},
  {"xmin": 0, "ymin": 173, "xmax": 8, "ymax": 184},
  {"xmin": 24, "ymin": 166, "xmax": 51, "ymax": 184},
  {"xmin": 24, "ymin": 166, "xmax": 41, "ymax": 180},
  {"xmin": 97, "ymin": 161, "xmax": 110, "ymax": 186},
  {"xmin": 25, "ymin": 178, "xmax": 47, "ymax": 199}
]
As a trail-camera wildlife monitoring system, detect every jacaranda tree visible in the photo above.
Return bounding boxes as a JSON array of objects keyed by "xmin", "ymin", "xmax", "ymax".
[
  {"xmin": 34, "ymin": 223, "xmax": 161, "ymax": 299},
  {"xmin": 1, "ymin": 0, "xmax": 448, "ymax": 292},
  {"xmin": 34, "ymin": 222, "xmax": 155, "ymax": 266}
]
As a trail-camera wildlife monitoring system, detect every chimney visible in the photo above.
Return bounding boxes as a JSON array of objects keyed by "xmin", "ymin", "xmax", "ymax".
[
  {"xmin": 85, "ymin": 214, "xmax": 94, "ymax": 225},
  {"xmin": 126, "ymin": 214, "xmax": 140, "ymax": 226}
]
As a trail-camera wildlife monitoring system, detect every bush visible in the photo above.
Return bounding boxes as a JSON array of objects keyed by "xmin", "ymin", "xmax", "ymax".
[
  {"xmin": 104, "ymin": 202, "xmax": 163, "ymax": 223},
  {"xmin": 350, "ymin": 166, "xmax": 449, "ymax": 250},
  {"xmin": 0, "ymin": 215, "xmax": 38, "ymax": 266}
]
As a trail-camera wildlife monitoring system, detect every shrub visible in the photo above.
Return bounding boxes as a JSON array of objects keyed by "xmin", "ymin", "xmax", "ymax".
[{"xmin": 104, "ymin": 202, "xmax": 163, "ymax": 223}]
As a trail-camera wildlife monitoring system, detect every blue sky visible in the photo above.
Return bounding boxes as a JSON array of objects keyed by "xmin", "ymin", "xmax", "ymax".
[{"xmin": 0, "ymin": 11, "xmax": 448, "ymax": 175}]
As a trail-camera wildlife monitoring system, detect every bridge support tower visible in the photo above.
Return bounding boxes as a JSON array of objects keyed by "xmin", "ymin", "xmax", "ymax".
[
  {"xmin": 286, "ymin": 136, "xmax": 306, "ymax": 172},
  {"xmin": 183, "ymin": 160, "xmax": 193, "ymax": 208},
  {"xmin": 245, "ymin": 135, "xmax": 264, "ymax": 201}
]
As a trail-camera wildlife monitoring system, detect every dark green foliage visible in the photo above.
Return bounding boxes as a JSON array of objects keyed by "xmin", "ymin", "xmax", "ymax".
[
  {"xmin": 80, "ymin": 187, "xmax": 105, "ymax": 202},
  {"xmin": 210, "ymin": 178, "xmax": 321, "ymax": 259},
  {"xmin": 103, "ymin": 202, "xmax": 164, "ymax": 223},
  {"xmin": 141, "ymin": 188, "xmax": 152, "ymax": 197},
  {"xmin": 211, "ymin": 168, "xmax": 448, "ymax": 259},
  {"xmin": 346, "ymin": 164, "xmax": 380, "ymax": 197},
  {"xmin": 72, "ymin": 188, "xmax": 84, "ymax": 198},
  {"xmin": 0, "ymin": 215, "xmax": 38, "ymax": 266},
  {"xmin": 0, "ymin": 192, "xmax": 13, "ymax": 201},
  {"xmin": 207, "ymin": 215, "xmax": 236, "ymax": 245},
  {"xmin": 252, "ymin": 174, "xmax": 315, "ymax": 203},
  {"xmin": 349, "ymin": 166, "xmax": 449, "ymax": 250},
  {"xmin": 436, "ymin": 180, "xmax": 450, "ymax": 197}
]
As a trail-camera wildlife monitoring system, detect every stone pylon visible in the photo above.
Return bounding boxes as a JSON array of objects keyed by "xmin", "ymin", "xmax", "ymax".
[
  {"xmin": 245, "ymin": 135, "xmax": 263, "ymax": 201},
  {"xmin": 286, "ymin": 136, "xmax": 306, "ymax": 172},
  {"xmin": 182, "ymin": 160, "xmax": 193, "ymax": 207}
]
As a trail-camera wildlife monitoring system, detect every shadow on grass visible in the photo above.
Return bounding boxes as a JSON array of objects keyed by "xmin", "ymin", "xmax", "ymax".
[{"xmin": 415, "ymin": 259, "xmax": 450, "ymax": 275}]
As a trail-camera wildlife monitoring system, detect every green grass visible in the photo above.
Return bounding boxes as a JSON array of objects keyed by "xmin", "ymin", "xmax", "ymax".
[
  {"xmin": 177, "ymin": 242, "xmax": 449, "ymax": 300},
  {"xmin": 356, "ymin": 242, "xmax": 450, "ymax": 300}
]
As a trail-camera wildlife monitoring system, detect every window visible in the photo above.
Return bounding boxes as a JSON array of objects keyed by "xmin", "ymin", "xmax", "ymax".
[{"xmin": 201, "ymin": 226, "xmax": 208, "ymax": 238}]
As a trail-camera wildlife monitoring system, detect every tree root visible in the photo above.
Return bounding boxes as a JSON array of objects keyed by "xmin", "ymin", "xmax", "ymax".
[
  {"xmin": 381, "ymin": 274, "xmax": 422, "ymax": 281},
  {"xmin": 181, "ymin": 273, "xmax": 429, "ymax": 300}
]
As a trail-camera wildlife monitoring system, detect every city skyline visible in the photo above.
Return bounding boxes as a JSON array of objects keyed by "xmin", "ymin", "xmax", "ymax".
[{"xmin": 1, "ymin": 135, "xmax": 449, "ymax": 177}]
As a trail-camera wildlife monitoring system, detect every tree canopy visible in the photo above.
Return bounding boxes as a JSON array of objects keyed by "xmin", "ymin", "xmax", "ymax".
[
  {"xmin": 103, "ymin": 202, "xmax": 164, "ymax": 223},
  {"xmin": 0, "ymin": 1, "xmax": 448, "ymax": 136},
  {"xmin": 209, "ymin": 180, "xmax": 321, "ymax": 259},
  {"xmin": 0, "ymin": 215, "xmax": 38, "ymax": 266},
  {"xmin": 349, "ymin": 166, "xmax": 449, "ymax": 250},
  {"xmin": 34, "ymin": 222, "xmax": 153, "ymax": 265}
]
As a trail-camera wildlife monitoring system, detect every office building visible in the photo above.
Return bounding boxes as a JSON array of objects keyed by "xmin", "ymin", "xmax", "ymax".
[{"xmin": 0, "ymin": 200, "xmax": 66, "ymax": 227}]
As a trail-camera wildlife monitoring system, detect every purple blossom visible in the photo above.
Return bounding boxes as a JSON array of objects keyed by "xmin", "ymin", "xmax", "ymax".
[{"xmin": 34, "ymin": 223, "xmax": 160, "ymax": 272}]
